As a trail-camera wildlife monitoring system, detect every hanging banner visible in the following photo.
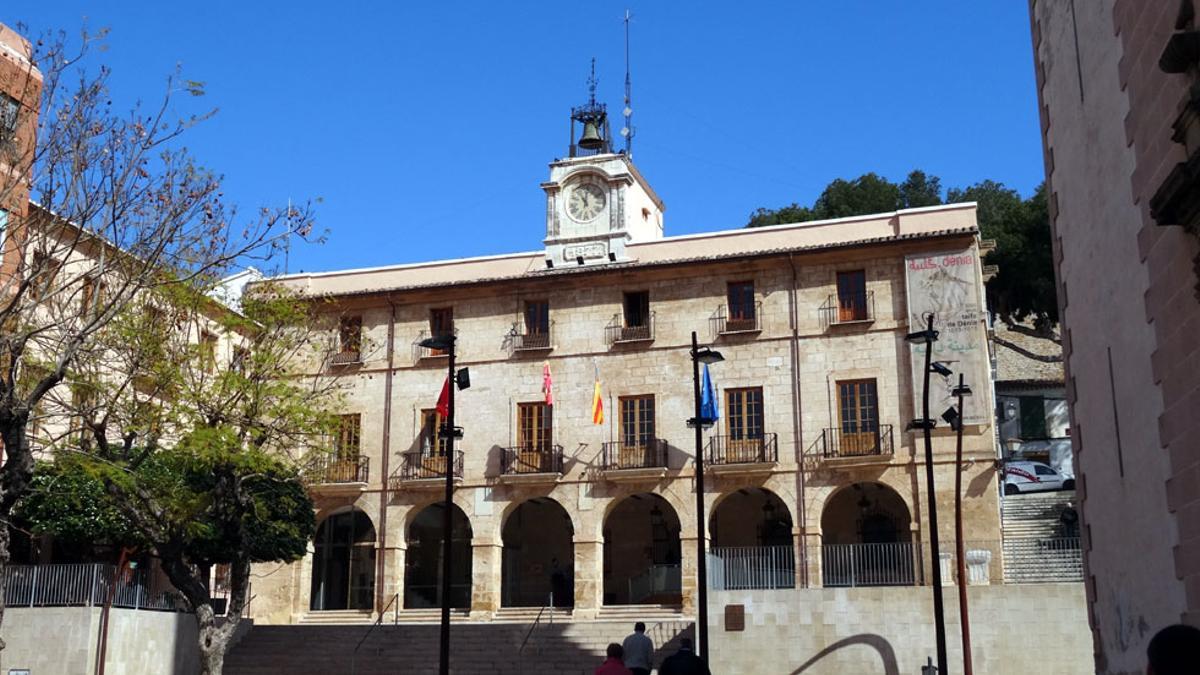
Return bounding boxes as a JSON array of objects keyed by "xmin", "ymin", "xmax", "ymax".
[{"xmin": 904, "ymin": 250, "xmax": 989, "ymax": 425}]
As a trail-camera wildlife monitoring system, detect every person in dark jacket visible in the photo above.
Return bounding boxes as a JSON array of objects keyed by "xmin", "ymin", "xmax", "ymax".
[
  {"xmin": 1146, "ymin": 624, "xmax": 1200, "ymax": 675},
  {"xmin": 659, "ymin": 638, "xmax": 711, "ymax": 675}
]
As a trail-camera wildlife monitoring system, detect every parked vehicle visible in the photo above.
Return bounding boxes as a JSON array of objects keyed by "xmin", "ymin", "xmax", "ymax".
[{"xmin": 1003, "ymin": 460, "xmax": 1074, "ymax": 495}]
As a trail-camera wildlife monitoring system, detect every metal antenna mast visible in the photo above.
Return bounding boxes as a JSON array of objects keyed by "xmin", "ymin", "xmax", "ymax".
[{"xmin": 621, "ymin": 10, "xmax": 635, "ymax": 156}]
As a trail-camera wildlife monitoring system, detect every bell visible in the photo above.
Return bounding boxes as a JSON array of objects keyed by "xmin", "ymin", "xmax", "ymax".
[{"xmin": 578, "ymin": 120, "xmax": 604, "ymax": 150}]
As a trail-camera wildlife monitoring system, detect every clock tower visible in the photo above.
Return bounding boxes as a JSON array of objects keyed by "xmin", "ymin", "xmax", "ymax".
[{"xmin": 541, "ymin": 71, "xmax": 664, "ymax": 267}]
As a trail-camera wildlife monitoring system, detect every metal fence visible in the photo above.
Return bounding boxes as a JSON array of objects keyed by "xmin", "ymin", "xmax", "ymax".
[
  {"xmin": 1002, "ymin": 537, "xmax": 1083, "ymax": 583},
  {"xmin": 3, "ymin": 563, "xmax": 185, "ymax": 612},
  {"xmin": 820, "ymin": 542, "xmax": 921, "ymax": 587},
  {"xmin": 708, "ymin": 546, "xmax": 795, "ymax": 590}
]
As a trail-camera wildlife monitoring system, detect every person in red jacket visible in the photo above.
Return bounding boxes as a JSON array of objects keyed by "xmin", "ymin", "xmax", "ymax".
[{"xmin": 595, "ymin": 643, "xmax": 632, "ymax": 675}]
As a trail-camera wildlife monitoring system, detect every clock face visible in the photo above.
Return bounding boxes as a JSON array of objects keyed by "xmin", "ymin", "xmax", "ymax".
[{"xmin": 567, "ymin": 183, "xmax": 606, "ymax": 222}]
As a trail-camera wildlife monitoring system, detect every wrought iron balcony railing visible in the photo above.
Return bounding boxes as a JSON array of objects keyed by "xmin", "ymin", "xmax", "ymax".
[
  {"xmin": 818, "ymin": 424, "xmax": 894, "ymax": 459},
  {"xmin": 329, "ymin": 350, "xmax": 362, "ymax": 366},
  {"xmin": 820, "ymin": 290, "xmax": 875, "ymax": 326},
  {"xmin": 510, "ymin": 329, "xmax": 552, "ymax": 352},
  {"xmin": 705, "ymin": 432, "xmax": 778, "ymax": 465},
  {"xmin": 601, "ymin": 438, "xmax": 668, "ymax": 471},
  {"xmin": 605, "ymin": 312, "xmax": 655, "ymax": 344},
  {"xmin": 501, "ymin": 444, "xmax": 564, "ymax": 475},
  {"xmin": 711, "ymin": 301, "xmax": 762, "ymax": 335},
  {"xmin": 305, "ymin": 453, "xmax": 369, "ymax": 485},
  {"xmin": 394, "ymin": 451, "xmax": 464, "ymax": 483}
]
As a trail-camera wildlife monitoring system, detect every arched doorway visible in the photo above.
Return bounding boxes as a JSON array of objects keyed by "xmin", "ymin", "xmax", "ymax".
[
  {"xmin": 310, "ymin": 509, "xmax": 376, "ymax": 611},
  {"xmin": 820, "ymin": 482, "xmax": 914, "ymax": 587},
  {"xmin": 603, "ymin": 493, "xmax": 682, "ymax": 606},
  {"xmin": 502, "ymin": 498, "xmax": 574, "ymax": 608},
  {"xmin": 708, "ymin": 488, "xmax": 794, "ymax": 589},
  {"xmin": 404, "ymin": 502, "xmax": 473, "ymax": 609}
]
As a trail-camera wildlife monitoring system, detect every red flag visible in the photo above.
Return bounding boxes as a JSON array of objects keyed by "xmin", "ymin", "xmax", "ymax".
[
  {"xmin": 435, "ymin": 377, "xmax": 450, "ymax": 417},
  {"xmin": 542, "ymin": 361, "xmax": 553, "ymax": 406}
]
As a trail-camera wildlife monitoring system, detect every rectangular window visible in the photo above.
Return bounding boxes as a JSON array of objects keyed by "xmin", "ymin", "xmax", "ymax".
[
  {"xmin": 837, "ymin": 379, "xmax": 880, "ymax": 454},
  {"xmin": 31, "ymin": 252, "xmax": 61, "ymax": 299},
  {"xmin": 339, "ymin": 316, "xmax": 362, "ymax": 355},
  {"xmin": 200, "ymin": 332, "xmax": 218, "ymax": 373},
  {"xmin": 726, "ymin": 387, "xmax": 764, "ymax": 441},
  {"xmin": 420, "ymin": 408, "xmax": 449, "ymax": 457},
  {"xmin": 0, "ymin": 93, "xmax": 17, "ymax": 146},
  {"xmin": 336, "ymin": 413, "xmax": 361, "ymax": 459},
  {"xmin": 80, "ymin": 276, "xmax": 106, "ymax": 315},
  {"xmin": 726, "ymin": 281, "xmax": 756, "ymax": 330},
  {"xmin": 836, "ymin": 270, "xmax": 868, "ymax": 322},
  {"xmin": 517, "ymin": 402, "xmax": 553, "ymax": 451},
  {"xmin": 0, "ymin": 209, "xmax": 8, "ymax": 251},
  {"xmin": 623, "ymin": 291, "xmax": 650, "ymax": 327},
  {"xmin": 429, "ymin": 307, "xmax": 453, "ymax": 355},
  {"xmin": 619, "ymin": 395, "xmax": 656, "ymax": 447},
  {"xmin": 1019, "ymin": 396, "xmax": 1048, "ymax": 439},
  {"xmin": 231, "ymin": 346, "xmax": 251, "ymax": 373},
  {"xmin": 524, "ymin": 300, "xmax": 549, "ymax": 335}
]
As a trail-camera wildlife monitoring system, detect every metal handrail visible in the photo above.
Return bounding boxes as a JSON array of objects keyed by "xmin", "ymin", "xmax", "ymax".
[
  {"xmin": 518, "ymin": 593, "xmax": 555, "ymax": 659},
  {"xmin": 350, "ymin": 592, "xmax": 399, "ymax": 675}
]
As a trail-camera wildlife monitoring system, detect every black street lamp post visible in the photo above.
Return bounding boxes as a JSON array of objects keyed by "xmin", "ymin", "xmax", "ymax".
[
  {"xmin": 943, "ymin": 374, "xmax": 974, "ymax": 675},
  {"xmin": 687, "ymin": 330, "xmax": 723, "ymax": 663},
  {"xmin": 905, "ymin": 312, "xmax": 948, "ymax": 674},
  {"xmin": 418, "ymin": 333, "xmax": 465, "ymax": 675}
]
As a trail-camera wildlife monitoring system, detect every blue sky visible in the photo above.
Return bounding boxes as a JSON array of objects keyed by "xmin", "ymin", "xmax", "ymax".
[{"xmin": 7, "ymin": 2, "xmax": 1041, "ymax": 274}]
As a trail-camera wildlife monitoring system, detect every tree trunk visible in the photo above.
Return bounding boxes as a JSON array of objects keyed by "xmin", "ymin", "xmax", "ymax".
[
  {"xmin": 0, "ymin": 416, "xmax": 34, "ymax": 652},
  {"xmin": 159, "ymin": 555, "xmax": 251, "ymax": 675}
]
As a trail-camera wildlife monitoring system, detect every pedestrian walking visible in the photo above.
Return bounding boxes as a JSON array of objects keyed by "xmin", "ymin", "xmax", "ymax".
[
  {"xmin": 595, "ymin": 643, "xmax": 632, "ymax": 675},
  {"xmin": 659, "ymin": 637, "xmax": 710, "ymax": 675},
  {"xmin": 621, "ymin": 621, "xmax": 654, "ymax": 675},
  {"xmin": 1146, "ymin": 624, "xmax": 1200, "ymax": 675}
]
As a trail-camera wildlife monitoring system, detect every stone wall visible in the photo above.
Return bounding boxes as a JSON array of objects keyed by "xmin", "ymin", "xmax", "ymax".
[
  {"xmin": 707, "ymin": 583, "xmax": 1091, "ymax": 674},
  {"xmin": 0, "ymin": 607, "xmax": 199, "ymax": 674},
  {"xmin": 1029, "ymin": 1, "xmax": 1200, "ymax": 672}
]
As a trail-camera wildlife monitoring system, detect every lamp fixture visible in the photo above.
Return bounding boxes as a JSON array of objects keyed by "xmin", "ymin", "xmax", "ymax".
[
  {"xmin": 941, "ymin": 406, "xmax": 961, "ymax": 432},
  {"xmin": 419, "ymin": 334, "xmax": 455, "ymax": 352},
  {"xmin": 692, "ymin": 346, "xmax": 724, "ymax": 365},
  {"xmin": 930, "ymin": 362, "xmax": 953, "ymax": 377}
]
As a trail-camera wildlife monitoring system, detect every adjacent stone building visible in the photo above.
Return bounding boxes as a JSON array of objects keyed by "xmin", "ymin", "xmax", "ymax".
[
  {"xmin": 1030, "ymin": 0, "xmax": 1200, "ymax": 671},
  {"xmin": 247, "ymin": 137, "xmax": 1002, "ymax": 625}
]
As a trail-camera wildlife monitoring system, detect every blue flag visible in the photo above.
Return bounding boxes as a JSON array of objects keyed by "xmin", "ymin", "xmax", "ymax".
[{"xmin": 700, "ymin": 363, "xmax": 719, "ymax": 423}]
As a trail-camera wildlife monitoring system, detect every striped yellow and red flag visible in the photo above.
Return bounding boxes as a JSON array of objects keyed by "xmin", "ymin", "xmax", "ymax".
[{"xmin": 591, "ymin": 366, "xmax": 604, "ymax": 425}]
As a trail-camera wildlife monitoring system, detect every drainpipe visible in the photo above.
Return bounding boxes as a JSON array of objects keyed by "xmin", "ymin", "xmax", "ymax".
[
  {"xmin": 786, "ymin": 254, "xmax": 808, "ymax": 587},
  {"xmin": 375, "ymin": 298, "xmax": 397, "ymax": 613}
]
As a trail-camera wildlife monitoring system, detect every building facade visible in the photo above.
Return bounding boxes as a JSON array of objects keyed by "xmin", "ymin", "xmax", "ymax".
[
  {"xmin": 1030, "ymin": 0, "xmax": 1200, "ymax": 672},
  {"xmin": 247, "ymin": 146, "xmax": 1002, "ymax": 625}
]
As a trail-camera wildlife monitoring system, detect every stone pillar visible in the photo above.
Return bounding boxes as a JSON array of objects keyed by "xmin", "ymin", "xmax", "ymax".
[
  {"xmin": 380, "ymin": 543, "xmax": 405, "ymax": 613},
  {"xmin": 800, "ymin": 530, "xmax": 822, "ymax": 588},
  {"xmin": 573, "ymin": 538, "xmax": 603, "ymax": 619},
  {"xmin": 679, "ymin": 534, "xmax": 700, "ymax": 615},
  {"xmin": 471, "ymin": 541, "xmax": 503, "ymax": 618}
]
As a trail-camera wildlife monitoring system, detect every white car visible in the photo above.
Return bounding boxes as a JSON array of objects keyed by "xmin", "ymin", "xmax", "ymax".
[{"xmin": 1003, "ymin": 460, "xmax": 1075, "ymax": 495}]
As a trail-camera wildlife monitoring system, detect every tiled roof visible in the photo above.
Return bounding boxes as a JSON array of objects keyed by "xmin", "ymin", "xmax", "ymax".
[{"xmin": 993, "ymin": 320, "xmax": 1064, "ymax": 386}]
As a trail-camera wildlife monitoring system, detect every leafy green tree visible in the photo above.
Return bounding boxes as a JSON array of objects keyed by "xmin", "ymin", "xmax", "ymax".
[
  {"xmin": 47, "ymin": 281, "xmax": 341, "ymax": 675},
  {"xmin": 745, "ymin": 170, "xmax": 1057, "ymax": 328},
  {"xmin": 810, "ymin": 172, "xmax": 903, "ymax": 219},
  {"xmin": 0, "ymin": 28, "xmax": 313, "ymax": 648},
  {"xmin": 949, "ymin": 181, "xmax": 1056, "ymax": 330}
]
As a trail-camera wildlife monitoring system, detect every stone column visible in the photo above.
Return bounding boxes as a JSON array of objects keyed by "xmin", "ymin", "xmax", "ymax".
[
  {"xmin": 471, "ymin": 541, "xmax": 503, "ymax": 618},
  {"xmin": 679, "ymin": 534, "xmax": 700, "ymax": 616},
  {"xmin": 573, "ymin": 537, "xmax": 603, "ymax": 619},
  {"xmin": 800, "ymin": 529, "xmax": 822, "ymax": 589},
  {"xmin": 379, "ymin": 543, "xmax": 404, "ymax": 613}
]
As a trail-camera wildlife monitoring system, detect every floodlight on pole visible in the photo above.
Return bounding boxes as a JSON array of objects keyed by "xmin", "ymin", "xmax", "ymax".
[{"xmin": 931, "ymin": 361, "xmax": 953, "ymax": 378}]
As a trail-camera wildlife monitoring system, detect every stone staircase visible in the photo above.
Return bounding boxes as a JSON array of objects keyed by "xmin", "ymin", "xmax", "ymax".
[
  {"xmin": 225, "ymin": 615, "xmax": 694, "ymax": 675},
  {"xmin": 1001, "ymin": 490, "xmax": 1083, "ymax": 583}
]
